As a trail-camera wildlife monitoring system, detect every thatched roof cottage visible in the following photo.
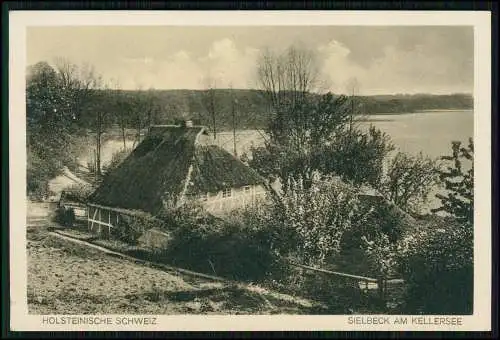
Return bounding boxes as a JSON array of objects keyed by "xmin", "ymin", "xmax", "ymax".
[{"xmin": 86, "ymin": 122, "xmax": 268, "ymax": 238}]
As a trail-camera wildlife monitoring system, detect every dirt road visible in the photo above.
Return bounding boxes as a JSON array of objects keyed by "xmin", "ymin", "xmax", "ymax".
[{"xmin": 27, "ymin": 219, "xmax": 319, "ymax": 315}]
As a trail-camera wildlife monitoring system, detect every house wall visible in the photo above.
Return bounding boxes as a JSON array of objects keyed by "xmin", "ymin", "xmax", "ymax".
[{"xmin": 201, "ymin": 184, "xmax": 267, "ymax": 216}]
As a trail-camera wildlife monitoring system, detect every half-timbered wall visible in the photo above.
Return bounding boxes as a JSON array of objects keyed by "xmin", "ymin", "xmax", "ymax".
[{"xmin": 201, "ymin": 184, "xmax": 267, "ymax": 216}]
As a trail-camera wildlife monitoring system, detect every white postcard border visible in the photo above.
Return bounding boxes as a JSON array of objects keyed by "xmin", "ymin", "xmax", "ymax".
[{"xmin": 9, "ymin": 10, "xmax": 492, "ymax": 332}]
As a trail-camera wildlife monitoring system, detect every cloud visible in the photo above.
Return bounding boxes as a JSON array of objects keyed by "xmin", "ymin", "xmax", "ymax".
[
  {"xmin": 202, "ymin": 38, "xmax": 259, "ymax": 88},
  {"xmin": 114, "ymin": 39, "xmax": 260, "ymax": 90},
  {"xmin": 318, "ymin": 39, "xmax": 471, "ymax": 95},
  {"xmin": 318, "ymin": 40, "xmax": 366, "ymax": 93}
]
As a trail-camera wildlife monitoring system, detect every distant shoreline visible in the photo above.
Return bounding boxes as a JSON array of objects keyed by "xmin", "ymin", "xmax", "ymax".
[
  {"xmin": 363, "ymin": 109, "xmax": 473, "ymax": 116},
  {"xmin": 417, "ymin": 109, "xmax": 474, "ymax": 112}
]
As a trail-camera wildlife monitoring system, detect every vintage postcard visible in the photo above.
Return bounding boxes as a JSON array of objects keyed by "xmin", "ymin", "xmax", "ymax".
[{"xmin": 9, "ymin": 10, "xmax": 492, "ymax": 332}]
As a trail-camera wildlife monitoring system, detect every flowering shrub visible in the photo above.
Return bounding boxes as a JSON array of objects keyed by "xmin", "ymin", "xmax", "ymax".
[
  {"xmin": 395, "ymin": 220, "xmax": 473, "ymax": 314},
  {"xmin": 274, "ymin": 172, "xmax": 373, "ymax": 266},
  {"xmin": 361, "ymin": 232, "xmax": 398, "ymax": 280}
]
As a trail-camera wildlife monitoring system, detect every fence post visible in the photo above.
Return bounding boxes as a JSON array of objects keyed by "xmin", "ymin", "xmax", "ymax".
[{"xmin": 377, "ymin": 276, "xmax": 385, "ymax": 302}]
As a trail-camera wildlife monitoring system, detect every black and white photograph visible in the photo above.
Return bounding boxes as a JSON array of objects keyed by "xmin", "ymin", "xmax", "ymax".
[{"xmin": 9, "ymin": 10, "xmax": 492, "ymax": 332}]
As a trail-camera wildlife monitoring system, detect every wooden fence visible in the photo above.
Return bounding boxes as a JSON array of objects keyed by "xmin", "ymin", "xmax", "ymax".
[{"xmin": 286, "ymin": 259, "xmax": 403, "ymax": 299}]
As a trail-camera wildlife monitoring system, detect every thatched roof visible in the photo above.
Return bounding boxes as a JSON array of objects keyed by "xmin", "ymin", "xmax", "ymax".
[
  {"xmin": 187, "ymin": 145, "xmax": 264, "ymax": 195},
  {"xmin": 88, "ymin": 125, "xmax": 266, "ymax": 215}
]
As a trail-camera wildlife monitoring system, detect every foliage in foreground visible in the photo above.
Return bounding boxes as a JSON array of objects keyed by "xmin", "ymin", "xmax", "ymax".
[
  {"xmin": 396, "ymin": 219, "xmax": 473, "ymax": 314},
  {"xmin": 359, "ymin": 138, "xmax": 474, "ymax": 314},
  {"xmin": 432, "ymin": 138, "xmax": 474, "ymax": 226},
  {"xmin": 272, "ymin": 173, "xmax": 374, "ymax": 265}
]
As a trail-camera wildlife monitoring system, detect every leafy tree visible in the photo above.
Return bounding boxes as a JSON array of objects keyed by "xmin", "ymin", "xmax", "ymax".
[
  {"xmin": 26, "ymin": 60, "xmax": 105, "ymax": 197},
  {"xmin": 249, "ymin": 92, "xmax": 351, "ymax": 189},
  {"xmin": 26, "ymin": 62, "xmax": 79, "ymax": 198},
  {"xmin": 393, "ymin": 140, "xmax": 474, "ymax": 314},
  {"xmin": 431, "ymin": 138, "xmax": 474, "ymax": 225},
  {"xmin": 316, "ymin": 126, "xmax": 395, "ymax": 188},
  {"xmin": 253, "ymin": 45, "xmax": 397, "ymax": 194},
  {"xmin": 379, "ymin": 151, "xmax": 440, "ymax": 214}
]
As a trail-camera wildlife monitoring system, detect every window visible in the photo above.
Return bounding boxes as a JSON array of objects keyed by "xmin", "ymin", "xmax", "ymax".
[
  {"xmin": 222, "ymin": 188, "xmax": 232, "ymax": 198},
  {"xmin": 243, "ymin": 186, "xmax": 251, "ymax": 193}
]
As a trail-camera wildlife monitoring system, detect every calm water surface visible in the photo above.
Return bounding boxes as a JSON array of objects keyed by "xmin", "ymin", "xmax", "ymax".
[{"xmin": 358, "ymin": 110, "xmax": 474, "ymax": 159}]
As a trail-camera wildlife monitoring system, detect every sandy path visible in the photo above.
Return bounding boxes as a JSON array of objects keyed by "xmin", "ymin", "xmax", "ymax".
[{"xmin": 27, "ymin": 224, "xmax": 316, "ymax": 315}]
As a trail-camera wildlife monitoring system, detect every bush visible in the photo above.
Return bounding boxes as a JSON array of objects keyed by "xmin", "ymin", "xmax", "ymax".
[
  {"xmin": 271, "ymin": 172, "xmax": 374, "ymax": 266},
  {"xmin": 163, "ymin": 211, "xmax": 281, "ymax": 282},
  {"xmin": 52, "ymin": 206, "xmax": 75, "ymax": 227},
  {"xmin": 340, "ymin": 197, "xmax": 407, "ymax": 252},
  {"xmin": 360, "ymin": 231, "xmax": 399, "ymax": 303},
  {"xmin": 62, "ymin": 183, "xmax": 94, "ymax": 203},
  {"xmin": 150, "ymin": 199, "xmax": 283, "ymax": 282},
  {"xmin": 111, "ymin": 215, "xmax": 157, "ymax": 245},
  {"xmin": 396, "ymin": 221, "xmax": 473, "ymax": 314}
]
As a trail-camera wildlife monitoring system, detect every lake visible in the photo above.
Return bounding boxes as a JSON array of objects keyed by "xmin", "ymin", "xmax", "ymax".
[{"xmin": 357, "ymin": 110, "xmax": 474, "ymax": 160}]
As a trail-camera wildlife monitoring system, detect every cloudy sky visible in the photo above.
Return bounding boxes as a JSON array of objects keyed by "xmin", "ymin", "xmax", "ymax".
[{"xmin": 27, "ymin": 26, "xmax": 473, "ymax": 95}]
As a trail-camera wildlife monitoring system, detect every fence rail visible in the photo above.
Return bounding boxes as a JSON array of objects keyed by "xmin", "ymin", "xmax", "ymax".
[
  {"xmin": 285, "ymin": 259, "xmax": 403, "ymax": 298},
  {"xmin": 287, "ymin": 260, "xmax": 378, "ymax": 283}
]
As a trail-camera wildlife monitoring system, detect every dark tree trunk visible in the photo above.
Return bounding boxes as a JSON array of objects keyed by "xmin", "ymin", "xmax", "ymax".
[{"xmin": 96, "ymin": 111, "xmax": 102, "ymax": 178}]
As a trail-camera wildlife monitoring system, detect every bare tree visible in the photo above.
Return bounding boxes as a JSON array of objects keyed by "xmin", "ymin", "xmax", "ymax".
[
  {"xmin": 54, "ymin": 58, "xmax": 106, "ymax": 180},
  {"xmin": 346, "ymin": 77, "xmax": 359, "ymax": 133},
  {"xmin": 94, "ymin": 83, "xmax": 111, "ymax": 180},
  {"xmin": 256, "ymin": 45, "xmax": 327, "ymax": 148},
  {"xmin": 201, "ymin": 73, "xmax": 219, "ymax": 140},
  {"xmin": 256, "ymin": 46, "xmax": 321, "ymax": 114},
  {"xmin": 256, "ymin": 45, "xmax": 350, "ymax": 150},
  {"xmin": 229, "ymin": 83, "xmax": 238, "ymax": 156},
  {"xmin": 54, "ymin": 58, "xmax": 102, "ymax": 122},
  {"xmin": 129, "ymin": 86, "xmax": 161, "ymax": 148},
  {"xmin": 110, "ymin": 79, "xmax": 128, "ymax": 150},
  {"xmin": 144, "ymin": 87, "xmax": 160, "ymax": 129}
]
